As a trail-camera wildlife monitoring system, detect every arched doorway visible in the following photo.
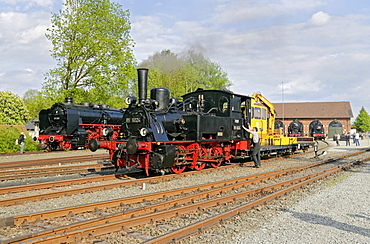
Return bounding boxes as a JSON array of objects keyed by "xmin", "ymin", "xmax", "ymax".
[{"xmin": 328, "ymin": 120, "xmax": 343, "ymax": 138}]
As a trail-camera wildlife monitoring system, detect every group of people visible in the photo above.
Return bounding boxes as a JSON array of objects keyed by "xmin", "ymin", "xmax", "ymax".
[
  {"xmin": 335, "ymin": 132, "xmax": 361, "ymax": 146},
  {"xmin": 247, "ymin": 128, "xmax": 366, "ymax": 169}
]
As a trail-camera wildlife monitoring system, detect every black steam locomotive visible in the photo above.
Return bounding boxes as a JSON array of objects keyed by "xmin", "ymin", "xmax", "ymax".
[
  {"xmin": 309, "ymin": 119, "xmax": 326, "ymax": 139},
  {"xmin": 274, "ymin": 120, "xmax": 285, "ymax": 135},
  {"xmin": 288, "ymin": 119, "xmax": 304, "ymax": 137},
  {"xmin": 38, "ymin": 97, "xmax": 124, "ymax": 151},
  {"xmin": 89, "ymin": 68, "xmax": 314, "ymax": 176}
]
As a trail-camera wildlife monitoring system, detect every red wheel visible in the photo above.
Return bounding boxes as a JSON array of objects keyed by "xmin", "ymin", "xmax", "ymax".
[
  {"xmin": 87, "ymin": 132, "xmax": 98, "ymax": 141},
  {"xmin": 194, "ymin": 146, "xmax": 207, "ymax": 170},
  {"xmin": 171, "ymin": 165, "xmax": 186, "ymax": 174},
  {"xmin": 60, "ymin": 141, "xmax": 72, "ymax": 151},
  {"xmin": 194, "ymin": 162, "xmax": 206, "ymax": 170},
  {"xmin": 210, "ymin": 148, "xmax": 223, "ymax": 168},
  {"xmin": 172, "ymin": 145, "xmax": 187, "ymax": 174},
  {"xmin": 186, "ymin": 143, "xmax": 200, "ymax": 169}
]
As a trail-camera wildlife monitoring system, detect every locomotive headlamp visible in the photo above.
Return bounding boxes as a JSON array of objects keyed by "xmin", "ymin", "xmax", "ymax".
[
  {"xmin": 140, "ymin": 127, "xmax": 152, "ymax": 137},
  {"xmin": 125, "ymin": 96, "xmax": 137, "ymax": 105}
]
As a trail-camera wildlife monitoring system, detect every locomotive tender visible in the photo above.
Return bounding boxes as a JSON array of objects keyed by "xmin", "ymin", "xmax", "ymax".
[
  {"xmin": 89, "ymin": 68, "xmax": 314, "ymax": 175},
  {"xmin": 38, "ymin": 97, "xmax": 124, "ymax": 151}
]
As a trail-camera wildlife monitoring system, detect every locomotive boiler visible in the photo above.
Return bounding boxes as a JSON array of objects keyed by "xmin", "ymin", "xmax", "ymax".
[
  {"xmin": 38, "ymin": 97, "xmax": 124, "ymax": 150},
  {"xmin": 89, "ymin": 68, "xmax": 314, "ymax": 176}
]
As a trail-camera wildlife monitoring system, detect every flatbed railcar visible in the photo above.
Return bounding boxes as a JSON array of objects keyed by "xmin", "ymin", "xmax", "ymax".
[{"xmin": 89, "ymin": 68, "xmax": 314, "ymax": 175}]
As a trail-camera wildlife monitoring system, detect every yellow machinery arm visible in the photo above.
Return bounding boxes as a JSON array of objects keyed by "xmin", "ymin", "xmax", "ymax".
[{"xmin": 251, "ymin": 92, "xmax": 276, "ymax": 135}]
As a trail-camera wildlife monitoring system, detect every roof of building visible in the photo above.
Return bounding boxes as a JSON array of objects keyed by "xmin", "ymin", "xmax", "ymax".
[{"xmin": 274, "ymin": 101, "xmax": 353, "ymax": 119}]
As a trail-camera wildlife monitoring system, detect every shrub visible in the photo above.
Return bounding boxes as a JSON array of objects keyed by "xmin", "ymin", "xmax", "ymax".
[{"xmin": 0, "ymin": 125, "xmax": 41, "ymax": 153}]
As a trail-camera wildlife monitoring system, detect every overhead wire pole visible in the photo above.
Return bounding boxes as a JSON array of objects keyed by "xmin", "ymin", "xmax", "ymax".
[{"xmin": 282, "ymin": 82, "xmax": 285, "ymax": 135}]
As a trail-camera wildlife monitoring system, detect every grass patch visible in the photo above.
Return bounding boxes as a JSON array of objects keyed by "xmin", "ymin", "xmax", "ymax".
[{"xmin": 326, "ymin": 174, "xmax": 350, "ymax": 187}]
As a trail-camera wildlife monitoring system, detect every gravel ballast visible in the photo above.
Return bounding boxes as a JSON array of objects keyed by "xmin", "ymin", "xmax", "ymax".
[
  {"xmin": 228, "ymin": 163, "xmax": 370, "ymax": 243},
  {"xmin": 0, "ymin": 140, "xmax": 369, "ymax": 243}
]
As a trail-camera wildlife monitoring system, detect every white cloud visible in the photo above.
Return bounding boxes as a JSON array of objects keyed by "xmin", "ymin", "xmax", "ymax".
[
  {"xmin": 212, "ymin": 0, "xmax": 325, "ymax": 24},
  {"xmin": 0, "ymin": 11, "xmax": 52, "ymax": 69},
  {"xmin": 308, "ymin": 11, "xmax": 331, "ymax": 26},
  {"xmin": 0, "ymin": 11, "xmax": 50, "ymax": 44},
  {"xmin": 0, "ymin": 68, "xmax": 43, "ymax": 95},
  {"xmin": 0, "ymin": 0, "xmax": 369, "ymax": 118},
  {"xmin": 0, "ymin": 0, "xmax": 55, "ymax": 9}
]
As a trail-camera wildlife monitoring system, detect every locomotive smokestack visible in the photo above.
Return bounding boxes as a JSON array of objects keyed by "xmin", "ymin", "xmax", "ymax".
[
  {"xmin": 137, "ymin": 68, "xmax": 149, "ymax": 103},
  {"xmin": 65, "ymin": 97, "xmax": 73, "ymax": 104}
]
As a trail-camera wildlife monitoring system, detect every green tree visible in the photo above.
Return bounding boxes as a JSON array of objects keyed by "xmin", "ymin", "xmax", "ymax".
[
  {"xmin": 23, "ymin": 89, "xmax": 55, "ymax": 119},
  {"xmin": 183, "ymin": 50, "xmax": 232, "ymax": 91},
  {"xmin": 140, "ymin": 50, "xmax": 232, "ymax": 98},
  {"xmin": 353, "ymin": 107, "xmax": 370, "ymax": 132},
  {"xmin": 44, "ymin": 0, "xmax": 137, "ymax": 105},
  {"xmin": 0, "ymin": 91, "xmax": 30, "ymax": 125}
]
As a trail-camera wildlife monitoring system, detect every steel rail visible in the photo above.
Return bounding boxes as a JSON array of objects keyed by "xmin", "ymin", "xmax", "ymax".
[
  {"xmin": 4, "ymin": 156, "xmax": 368, "ymax": 243},
  {"xmin": 0, "ymin": 142, "xmax": 330, "ymax": 194},
  {"xmin": 0, "ymin": 154, "xmax": 108, "ymax": 169},
  {"xmin": 12, "ymin": 165, "xmax": 351, "ymax": 244},
  {"xmin": 0, "ymin": 147, "xmax": 366, "ymax": 206},
  {"xmin": 0, "ymin": 163, "xmax": 113, "ymax": 181},
  {"xmin": 3, "ymin": 163, "xmax": 316, "ymax": 227},
  {"xmin": 0, "ymin": 153, "xmax": 335, "ymax": 207},
  {"xmin": 145, "ymin": 168, "xmax": 345, "ymax": 243},
  {"xmin": 147, "ymin": 164, "xmax": 370, "ymax": 243}
]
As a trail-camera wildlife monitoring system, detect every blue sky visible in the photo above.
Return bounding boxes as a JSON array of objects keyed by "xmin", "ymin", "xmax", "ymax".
[{"xmin": 1, "ymin": 0, "xmax": 370, "ymax": 120}]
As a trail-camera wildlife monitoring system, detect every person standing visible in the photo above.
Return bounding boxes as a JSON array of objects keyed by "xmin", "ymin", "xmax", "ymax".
[
  {"xmin": 355, "ymin": 132, "xmax": 360, "ymax": 146},
  {"xmin": 17, "ymin": 132, "xmax": 26, "ymax": 154},
  {"xmin": 345, "ymin": 132, "xmax": 350, "ymax": 146},
  {"xmin": 335, "ymin": 134, "xmax": 340, "ymax": 146},
  {"xmin": 242, "ymin": 125, "xmax": 261, "ymax": 168}
]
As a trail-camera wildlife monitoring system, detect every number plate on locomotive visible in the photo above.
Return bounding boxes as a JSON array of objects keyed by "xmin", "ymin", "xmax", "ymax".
[{"xmin": 126, "ymin": 117, "xmax": 141, "ymax": 123}]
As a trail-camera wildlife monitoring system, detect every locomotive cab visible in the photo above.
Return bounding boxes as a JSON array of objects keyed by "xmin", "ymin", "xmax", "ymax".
[{"xmin": 182, "ymin": 89, "xmax": 252, "ymax": 141}]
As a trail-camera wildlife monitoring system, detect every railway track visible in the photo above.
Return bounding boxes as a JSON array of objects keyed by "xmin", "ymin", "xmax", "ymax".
[
  {"xmin": 0, "ymin": 146, "xmax": 325, "ymax": 206},
  {"xmin": 0, "ymin": 149, "xmax": 369, "ymax": 243},
  {"xmin": 0, "ymin": 154, "xmax": 108, "ymax": 169},
  {"xmin": 0, "ymin": 154, "xmax": 110, "ymax": 181}
]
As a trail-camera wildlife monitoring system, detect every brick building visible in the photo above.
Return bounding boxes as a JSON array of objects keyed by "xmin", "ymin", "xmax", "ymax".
[{"xmin": 273, "ymin": 102, "xmax": 353, "ymax": 138}]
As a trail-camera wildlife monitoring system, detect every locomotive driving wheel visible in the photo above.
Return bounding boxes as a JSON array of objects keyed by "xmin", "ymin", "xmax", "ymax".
[
  {"xmin": 171, "ymin": 145, "xmax": 186, "ymax": 174},
  {"xmin": 60, "ymin": 141, "xmax": 72, "ymax": 151},
  {"xmin": 194, "ymin": 162, "xmax": 206, "ymax": 170},
  {"xmin": 194, "ymin": 145, "xmax": 206, "ymax": 170},
  {"xmin": 210, "ymin": 147, "xmax": 223, "ymax": 168},
  {"xmin": 185, "ymin": 143, "xmax": 205, "ymax": 170},
  {"xmin": 47, "ymin": 142, "xmax": 59, "ymax": 151},
  {"xmin": 171, "ymin": 165, "xmax": 186, "ymax": 174}
]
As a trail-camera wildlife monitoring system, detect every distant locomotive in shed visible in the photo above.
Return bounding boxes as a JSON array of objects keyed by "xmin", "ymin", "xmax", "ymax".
[
  {"xmin": 309, "ymin": 119, "xmax": 326, "ymax": 140},
  {"xmin": 274, "ymin": 120, "xmax": 285, "ymax": 135},
  {"xmin": 288, "ymin": 119, "xmax": 304, "ymax": 137},
  {"xmin": 89, "ymin": 68, "xmax": 314, "ymax": 176},
  {"xmin": 38, "ymin": 97, "xmax": 124, "ymax": 151}
]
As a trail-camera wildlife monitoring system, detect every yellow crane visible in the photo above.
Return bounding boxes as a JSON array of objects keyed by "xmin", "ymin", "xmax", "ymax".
[{"xmin": 249, "ymin": 92, "xmax": 312, "ymax": 147}]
